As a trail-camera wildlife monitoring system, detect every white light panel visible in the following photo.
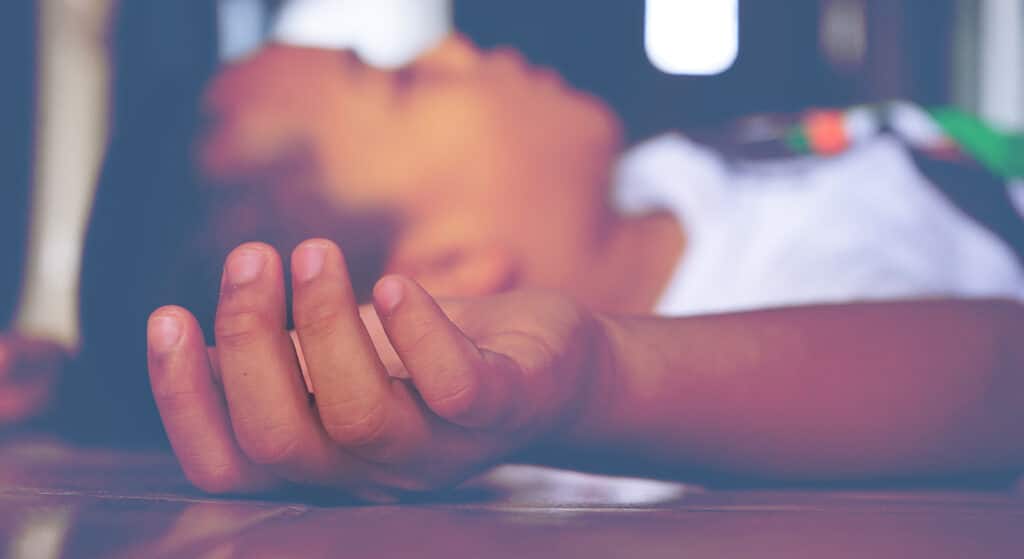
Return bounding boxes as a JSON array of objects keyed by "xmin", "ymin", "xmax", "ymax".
[
  {"xmin": 645, "ymin": 0, "xmax": 739, "ymax": 75},
  {"xmin": 273, "ymin": 0, "xmax": 452, "ymax": 68}
]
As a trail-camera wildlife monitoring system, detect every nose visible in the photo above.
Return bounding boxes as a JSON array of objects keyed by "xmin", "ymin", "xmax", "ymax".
[{"xmin": 413, "ymin": 33, "xmax": 482, "ymax": 74}]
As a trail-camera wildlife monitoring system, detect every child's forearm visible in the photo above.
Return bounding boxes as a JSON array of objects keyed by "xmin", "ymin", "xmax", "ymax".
[{"xmin": 542, "ymin": 299, "xmax": 1024, "ymax": 484}]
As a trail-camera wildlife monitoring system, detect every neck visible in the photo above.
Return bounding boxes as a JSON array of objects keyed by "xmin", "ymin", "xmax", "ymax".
[{"xmin": 567, "ymin": 211, "xmax": 685, "ymax": 314}]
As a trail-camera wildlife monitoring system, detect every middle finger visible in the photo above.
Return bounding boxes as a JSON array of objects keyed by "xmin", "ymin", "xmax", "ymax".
[
  {"xmin": 215, "ymin": 243, "xmax": 339, "ymax": 478},
  {"xmin": 291, "ymin": 239, "xmax": 433, "ymax": 462}
]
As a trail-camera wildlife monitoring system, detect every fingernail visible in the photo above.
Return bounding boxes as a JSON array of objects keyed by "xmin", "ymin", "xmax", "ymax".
[
  {"xmin": 226, "ymin": 248, "xmax": 266, "ymax": 286},
  {"xmin": 150, "ymin": 314, "xmax": 183, "ymax": 353},
  {"xmin": 293, "ymin": 242, "xmax": 327, "ymax": 283},
  {"xmin": 374, "ymin": 276, "xmax": 404, "ymax": 314}
]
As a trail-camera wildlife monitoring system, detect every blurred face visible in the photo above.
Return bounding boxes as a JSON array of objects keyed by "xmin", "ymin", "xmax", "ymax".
[{"xmin": 201, "ymin": 35, "xmax": 623, "ymax": 221}]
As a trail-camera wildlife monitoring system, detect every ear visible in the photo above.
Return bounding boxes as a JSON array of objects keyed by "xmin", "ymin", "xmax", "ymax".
[{"xmin": 386, "ymin": 242, "xmax": 516, "ymax": 298}]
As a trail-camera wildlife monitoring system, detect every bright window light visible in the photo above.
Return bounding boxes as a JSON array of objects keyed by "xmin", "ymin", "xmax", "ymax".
[{"xmin": 645, "ymin": 0, "xmax": 739, "ymax": 75}]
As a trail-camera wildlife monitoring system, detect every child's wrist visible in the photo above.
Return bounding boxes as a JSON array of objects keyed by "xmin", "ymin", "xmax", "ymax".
[
  {"xmin": 572, "ymin": 311, "xmax": 625, "ymax": 441},
  {"xmin": 522, "ymin": 310, "xmax": 626, "ymax": 464}
]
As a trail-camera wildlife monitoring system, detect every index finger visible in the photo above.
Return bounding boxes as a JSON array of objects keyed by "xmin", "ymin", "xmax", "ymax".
[{"xmin": 148, "ymin": 306, "xmax": 276, "ymax": 494}]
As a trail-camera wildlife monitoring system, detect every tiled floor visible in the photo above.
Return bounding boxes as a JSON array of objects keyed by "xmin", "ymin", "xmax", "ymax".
[{"xmin": 1, "ymin": 440, "xmax": 1022, "ymax": 558}]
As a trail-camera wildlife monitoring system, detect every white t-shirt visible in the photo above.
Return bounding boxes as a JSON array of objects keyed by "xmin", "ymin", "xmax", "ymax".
[{"xmin": 613, "ymin": 134, "xmax": 1024, "ymax": 316}]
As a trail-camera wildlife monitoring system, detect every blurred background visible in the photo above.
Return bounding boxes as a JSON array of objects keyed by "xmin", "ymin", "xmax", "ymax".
[
  {"xmin": 461, "ymin": 0, "xmax": 1022, "ymax": 139},
  {"xmin": 1, "ymin": 0, "xmax": 1022, "ymax": 348}
]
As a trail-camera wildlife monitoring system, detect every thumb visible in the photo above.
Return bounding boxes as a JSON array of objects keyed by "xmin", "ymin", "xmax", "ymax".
[{"xmin": 371, "ymin": 275, "xmax": 522, "ymax": 430}]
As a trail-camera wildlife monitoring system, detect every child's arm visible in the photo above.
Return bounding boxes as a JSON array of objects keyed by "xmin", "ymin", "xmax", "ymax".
[
  {"xmin": 148, "ymin": 239, "xmax": 1024, "ymax": 497},
  {"xmin": 546, "ymin": 300, "xmax": 1024, "ymax": 484}
]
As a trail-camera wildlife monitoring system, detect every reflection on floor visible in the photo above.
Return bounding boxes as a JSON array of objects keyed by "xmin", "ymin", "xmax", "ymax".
[{"xmin": 1, "ymin": 439, "xmax": 1023, "ymax": 558}]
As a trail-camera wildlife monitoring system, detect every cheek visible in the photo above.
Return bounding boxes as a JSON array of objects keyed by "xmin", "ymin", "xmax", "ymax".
[
  {"xmin": 402, "ymin": 95, "xmax": 504, "ymax": 176},
  {"xmin": 317, "ymin": 97, "xmax": 494, "ymax": 210},
  {"xmin": 306, "ymin": 96, "xmax": 424, "ymax": 208}
]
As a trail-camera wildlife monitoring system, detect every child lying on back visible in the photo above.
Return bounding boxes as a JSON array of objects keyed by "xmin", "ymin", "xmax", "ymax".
[{"xmin": 148, "ymin": 36, "xmax": 1024, "ymax": 497}]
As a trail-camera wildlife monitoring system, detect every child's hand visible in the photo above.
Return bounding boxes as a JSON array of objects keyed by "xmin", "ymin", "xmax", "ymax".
[{"xmin": 147, "ymin": 239, "xmax": 600, "ymax": 499}]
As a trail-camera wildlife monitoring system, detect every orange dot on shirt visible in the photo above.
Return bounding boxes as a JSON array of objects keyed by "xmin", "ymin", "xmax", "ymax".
[{"xmin": 805, "ymin": 110, "xmax": 849, "ymax": 155}]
